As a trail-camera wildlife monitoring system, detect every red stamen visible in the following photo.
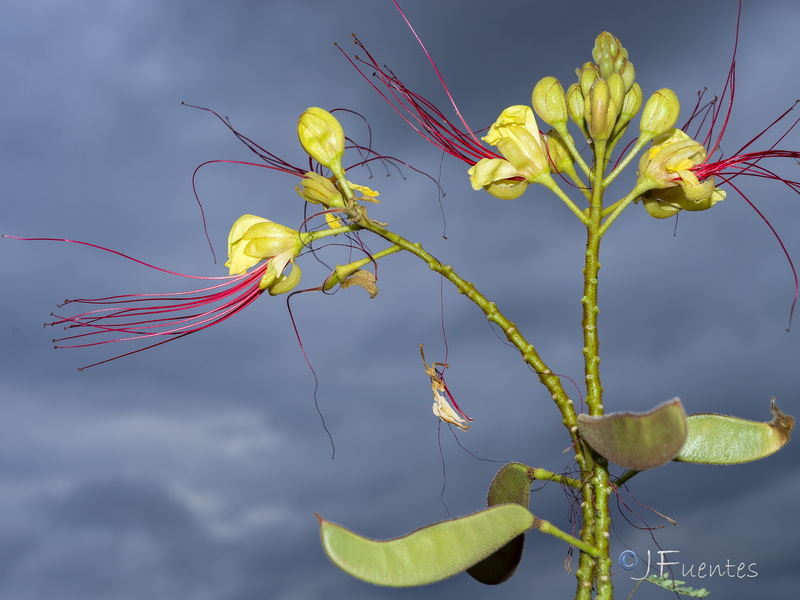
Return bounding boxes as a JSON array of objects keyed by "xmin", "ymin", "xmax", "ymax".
[
  {"xmin": 679, "ymin": 1, "xmax": 799, "ymax": 330},
  {"xmin": 6, "ymin": 236, "xmax": 270, "ymax": 369},
  {"xmin": 338, "ymin": 35, "xmax": 498, "ymax": 166}
]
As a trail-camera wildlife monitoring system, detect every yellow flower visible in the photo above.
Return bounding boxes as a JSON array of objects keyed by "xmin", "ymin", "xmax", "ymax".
[
  {"xmin": 635, "ymin": 129, "xmax": 725, "ymax": 218},
  {"xmin": 225, "ymin": 214, "xmax": 302, "ymax": 291},
  {"xmin": 468, "ymin": 105, "xmax": 549, "ymax": 193}
]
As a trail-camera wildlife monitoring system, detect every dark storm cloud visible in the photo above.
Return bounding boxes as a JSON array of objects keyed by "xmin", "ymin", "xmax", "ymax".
[{"xmin": 1, "ymin": 1, "xmax": 798, "ymax": 599}]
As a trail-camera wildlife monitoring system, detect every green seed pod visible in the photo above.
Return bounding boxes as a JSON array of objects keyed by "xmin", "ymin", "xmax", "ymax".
[
  {"xmin": 675, "ymin": 398, "xmax": 794, "ymax": 464},
  {"xmin": 467, "ymin": 463, "xmax": 535, "ymax": 585},
  {"xmin": 318, "ymin": 504, "xmax": 535, "ymax": 587},
  {"xmin": 577, "ymin": 398, "xmax": 688, "ymax": 470},
  {"xmin": 532, "ymin": 76, "xmax": 568, "ymax": 128}
]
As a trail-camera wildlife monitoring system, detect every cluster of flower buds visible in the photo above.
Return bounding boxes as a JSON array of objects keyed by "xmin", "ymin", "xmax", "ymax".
[
  {"xmin": 544, "ymin": 32, "xmax": 643, "ymax": 146},
  {"xmin": 296, "ymin": 107, "xmax": 381, "ymax": 223}
]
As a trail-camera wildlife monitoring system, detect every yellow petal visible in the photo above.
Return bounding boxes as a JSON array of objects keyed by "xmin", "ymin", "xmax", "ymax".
[
  {"xmin": 226, "ymin": 239, "xmax": 262, "ymax": 275},
  {"xmin": 348, "ymin": 181, "xmax": 380, "ymax": 199},
  {"xmin": 482, "ymin": 105, "xmax": 542, "ymax": 148},
  {"xmin": 324, "ymin": 211, "xmax": 343, "ymax": 229},
  {"xmin": 468, "ymin": 158, "xmax": 522, "ymax": 190},
  {"xmin": 228, "ymin": 214, "xmax": 270, "ymax": 250}
]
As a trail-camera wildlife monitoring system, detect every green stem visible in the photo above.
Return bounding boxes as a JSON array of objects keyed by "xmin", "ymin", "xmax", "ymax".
[
  {"xmin": 611, "ymin": 469, "xmax": 640, "ymax": 487},
  {"xmin": 534, "ymin": 517, "xmax": 601, "ymax": 558},
  {"xmin": 584, "ymin": 140, "xmax": 612, "ymax": 600},
  {"xmin": 598, "ymin": 182, "xmax": 658, "ymax": 236},
  {"xmin": 601, "ymin": 136, "xmax": 650, "ymax": 188},
  {"xmin": 302, "ymin": 223, "xmax": 363, "ymax": 245},
  {"xmin": 539, "ymin": 175, "xmax": 589, "ymax": 225},
  {"xmin": 556, "ymin": 124, "xmax": 593, "ymax": 180},
  {"xmin": 530, "ymin": 467, "xmax": 582, "ymax": 490}
]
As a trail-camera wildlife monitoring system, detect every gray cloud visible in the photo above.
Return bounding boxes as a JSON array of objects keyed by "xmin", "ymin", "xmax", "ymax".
[{"xmin": 2, "ymin": 1, "xmax": 798, "ymax": 598}]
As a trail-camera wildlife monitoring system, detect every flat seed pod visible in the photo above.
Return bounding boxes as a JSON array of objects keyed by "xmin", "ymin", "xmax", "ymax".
[
  {"xmin": 467, "ymin": 463, "xmax": 535, "ymax": 585},
  {"xmin": 318, "ymin": 504, "xmax": 534, "ymax": 587},
  {"xmin": 675, "ymin": 397, "xmax": 794, "ymax": 464},
  {"xmin": 577, "ymin": 398, "xmax": 687, "ymax": 470}
]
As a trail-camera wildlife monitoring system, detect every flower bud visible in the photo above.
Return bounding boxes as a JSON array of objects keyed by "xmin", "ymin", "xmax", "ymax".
[
  {"xmin": 578, "ymin": 62, "xmax": 600, "ymax": 98},
  {"xmin": 544, "ymin": 129, "xmax": 575, "ymax": 176},
  {"xmin": 612, "ymin": 82, "xmax": 642, "ymax": 138},
  {"xmin": 532, "ymin": 76, "xmax": 568, "ymax": 128},
  {"xmin": 296, "ymin": 171, "xmax": 345, "ymax": 207},
  {"xmin": 619, "ymin": 59, "xmax": 636, "ymax": 92},
  {"xmin": 592, "ymin": 32, "xmax": 628, "ymax": 79},
  {"xmin": 639, "ymin": 89, "xmax": 680, "ymax": 140},
  {"xmin": 584, "ymin": 79, "xmax": 618, "ymax": 143},
  {"xmin": 297, "ymin": 107, "xmax": 345, "ymax": 169},
  {"xmin": 607, "ymin": 73, "xmax": 625, "ymax": 115},
  {"xmin": 566, "ymin": 83, "xmax": 587, "ymax": 133}
]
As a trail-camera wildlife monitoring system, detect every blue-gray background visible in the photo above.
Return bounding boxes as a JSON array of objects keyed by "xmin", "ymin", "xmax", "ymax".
[{"xmin": 1, "ymin": 1, "xmax": 798, "ymax": 598}]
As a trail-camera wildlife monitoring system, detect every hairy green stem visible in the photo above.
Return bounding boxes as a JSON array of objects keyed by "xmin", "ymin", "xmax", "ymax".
[
  {"xmin": 539, "ymin": 175, "xmax": 590, "ymax": 224},
  {"xmin": 530, "ymin": 467, "xmax": 582, "ymax": 490},
  {"xmin": 601, "ymin": 136, "xmax": 650, "ymax": 188},
  {"xmin": 535, "ymin": 517, "xmax": 601, "ymax": 558},
  {"xmin": 584, "ymin": 140, "xmax": 613, "ymax": 600}
]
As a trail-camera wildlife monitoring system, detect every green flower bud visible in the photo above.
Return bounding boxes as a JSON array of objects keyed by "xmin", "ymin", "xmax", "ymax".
[
  {"xmin": 532, "ymin": 76, "xmax": 568, "ymax": 128},
  {"xmin": 296, "ymin": 171, "xmax": 345, "ymax": 207},
  {"xmin": 585, "ymin": 79, "xmax": 618, "ymax": 143},
  {"xmin": 297, "ymin": 107, "xmax": 345, "ymax": 169},
  {"xmin": 578, "ymin": 62, "xmax": 600, "ymax": 98},
  {"xmin": 639, "ymin": 89, "xmax": 680, "ymax": 140},
  {"xmin": 544, "ymin": 129, "xmax": 578, "ymax": 181},
  {"xmin": 592, "ymin": 32, "xmax": 628, "ymax": 79},
  {"xmin": 612, "ymin": 82, "xmax": 642, "ymax": 138},
  {"xmin": 619, "ymin": 59, "xmax": 636, "ymax": 92},
  {"xmin": 566, "ymin": 83, "xmax": 587, "ymax": 133},
  {"xmin": 607, "ymin": 73, "xmax": 625, "ymax": 113}
]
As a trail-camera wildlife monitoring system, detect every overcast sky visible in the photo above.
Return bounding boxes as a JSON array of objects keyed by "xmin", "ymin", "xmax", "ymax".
[{"xmin": 1, "ymin": 1, "xmax": 799, "ymax": 599}]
